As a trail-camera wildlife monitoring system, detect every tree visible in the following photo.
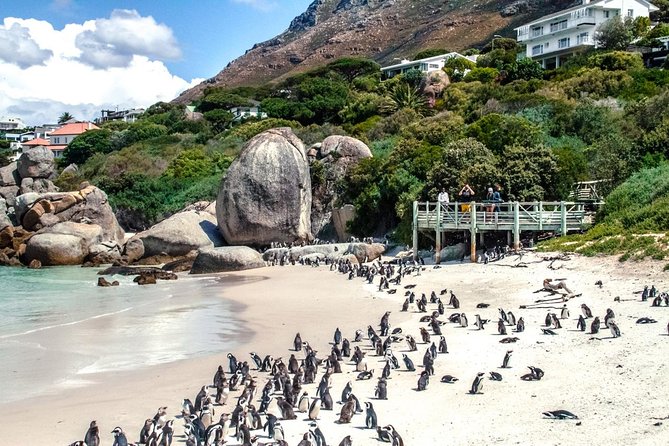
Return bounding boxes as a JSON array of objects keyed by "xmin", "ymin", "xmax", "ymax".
[
  {"xmin": 326, "ymin": 58, "xmax": 380, "ymax": 83},
  {"xmin": 414, "ymin": 48, "xmax": 449, "ymax": 60},
  {"xmin": 505, "ymin": 58, "xmax": 544, "ymax": 82},
  {"xmin": 466, "ymin": 114, "xmax": 542, "ymax": 155},
  {"xmin": 62, "ymin": 129, "xmax": 112, "ymax": 165},
  {"xmin": 380, "ymin": 83, "xmax": 429, "ymax": 116},
  {"xmin": 58, "ymin": 112, "xmax": 74, "ymax": 124},
  {"xmin": 596, "ymin": 16, "xmax": 634, "ymax": 50}
]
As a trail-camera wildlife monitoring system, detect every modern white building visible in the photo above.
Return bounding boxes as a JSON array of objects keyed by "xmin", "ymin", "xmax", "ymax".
[
  {"xmin": 515, "ymin": 0, "xmax": 658, "ymax": 69},
  {"xmin": 229, "ymin": 106, "xmax": 268, "ymax": 121},
  {"xmin": 0, "ymin": 117, "xmax": 26, "ymax": 131},
  {"xmin": 381, "ymin": 52, "xmax": 478, "ymax": 78}
]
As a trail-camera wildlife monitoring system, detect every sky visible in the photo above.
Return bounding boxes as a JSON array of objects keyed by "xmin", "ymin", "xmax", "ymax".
[{"xmin": 0, "ymin": 0, "xmax": 313, "ymax": 125}]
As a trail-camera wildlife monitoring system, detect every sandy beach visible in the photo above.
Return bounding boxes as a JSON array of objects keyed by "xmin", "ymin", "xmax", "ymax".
[{"xmin": 0, "ymin": 251, "xmax": 667, "ymax": 445}]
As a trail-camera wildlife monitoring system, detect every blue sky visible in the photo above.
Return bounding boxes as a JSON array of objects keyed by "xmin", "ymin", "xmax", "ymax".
[{"xmin": 0, "ymin": 0, "xmax": 313, "ymax": 124}]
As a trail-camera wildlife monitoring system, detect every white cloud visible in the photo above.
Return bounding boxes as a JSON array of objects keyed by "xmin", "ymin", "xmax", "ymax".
[
  {"xmin": 75, "ymin": 9, "xmax": 181, "ymax": 69},
  {"xmin": 0, "ymin": 14, "xmax": 199, "ymax": 126},
  {"xmin": 231, "ymin": 0, "xmax": 278, "ymax": 12},
  {"xmin": 0, "ymin": 22, "xmax": 53, "ymax": 68}
]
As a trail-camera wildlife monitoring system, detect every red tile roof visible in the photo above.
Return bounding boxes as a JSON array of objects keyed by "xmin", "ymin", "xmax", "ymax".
[
  {"xmin": 22, "ymin": 137, "xmax": 50, "ymax": 146},
  {"xmin": 50, "ymin": 122, "xmax": 99, "ymax": 136},
  {"xmin": 48, "ymin": 145, "xmax": 67, "ymax": 152}
]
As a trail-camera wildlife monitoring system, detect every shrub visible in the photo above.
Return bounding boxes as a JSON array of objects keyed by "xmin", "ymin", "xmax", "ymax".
[
  {"xmin": 464, "ymin": 67, "xmax": 499, "ymax": 83},
  {"xmin": 588, "ymin": 51, "xmax": 644, "ymax": 71}
]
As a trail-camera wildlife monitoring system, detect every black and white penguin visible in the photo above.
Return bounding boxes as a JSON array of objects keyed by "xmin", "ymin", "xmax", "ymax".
[
  {"xmin": 250, "ymin": 352, "xmax": 263, "ymax": 370},
  {"xmin": 577, "ymin": 315, "xmax": 586, "ymax": 331},
  {"xmin": 498, "ymin": 319, "xmax": 507, "ymax": 335},
  {"xmin": 227, "ymin": 353, "xmax": 238, "ymax": 374},
  {"xmin": 375, "ymin": 378, "xmax": 388, "ymax": 400},
  {"xmin": 338, "ymin": 398, "xmax": 356, "ymax": 423},
  {"xmin": 489, "ymin": 371, "xmax": 503, "ymax": 381},
  {"xmin": 516, "ymin": 317, "xmax": 525, "ymax": 332},
  {"xmin": 111, "ymin": 427, "xmax": 129, "ymax": 446},
  {"xmin": 591, "ymin": 316, "xmax": 601, "ymax": 334},
  {"xmin": 338, "ymin": 435, "xmax": 353, "ymax": 446},
  {"xmin": 417, "ymin": 371, "xmax": 430, "ymax": 391},
  {"xmin": 438, "ymin": 336, "xmax": 448, "ymax": 354},
  {"xmin": 386, "ymin": 425, "xmax": 405, "ymax": 446},
  {"xmin": 581, "ymin": 304, "xmax": 593, "ymax": 318},
  {"xmin": 298, "ymin": 391, "xmax": 310, "ymax": 413},
  {"xmin": 507, "ymin": 311, "xmax": 516, "ymax": 326},
  {"xmin": 334, "ymin": 327, "xmax": 342, "ymax": 345},
  {"xmin": 357, "ymin": 370, "xmax": 374, "ymax": 380},
  {"xmin": 604, "ymin": 308, "xmax": 615, "ymax": 327},
  {"xmin": 365, "ymin": 402, "xmax": 378, "ymax": 428},
  {"xmin": 340, "ymin": 382, "xmax": 352, "ymax": 404},
  {"xmin": 460, "ymin": 313, "xmax": 468, "ymax": 328},
  {"xmin": 608, "ymin": 320, "xmax": 621, "ymax": 338},
  {"xmin": 309, "ymin": 422, "xmax": 327, "ymax": 446},
  {"xmin": 560, "ymin": 305, "xmax": 569, "ymax": 320},
  {"xmin": 160, "ymin": 419, "xmax": 174, "ymax": 446},
  {"xmin": 441, "ymin": 375, "xmax": 458, "ymax": 383},
  {"xmin": 84, "ymin": 420, "xmax": 100, "ymax": 446},
  {"xmin": 377, "ymin": 426, "xmax": 392, "ymax": 443},
  {"xmin": 294, "ymin": 333, "xmax": 303, "ymax": 352},
  {"xmin": 501, "ymin": 350, "xmax": 512, "ymax": 368},
  {"xmin": 139, "ymin": 419, "xmax": 155, "ymax": 444},
  {"xmin": 469, "ymin": 372, "xmax": 485, "ymax": 394}
]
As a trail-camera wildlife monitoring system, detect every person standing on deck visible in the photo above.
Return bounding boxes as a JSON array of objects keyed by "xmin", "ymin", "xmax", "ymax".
[{"xmin": 438, "ymin": 188, "xmax": 449, "ymax": 208}]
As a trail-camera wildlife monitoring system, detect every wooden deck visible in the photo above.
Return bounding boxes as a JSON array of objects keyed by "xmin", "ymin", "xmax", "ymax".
[{"xmin": 412, "ymin": 201, "xmax": 599, "ymax": 262}]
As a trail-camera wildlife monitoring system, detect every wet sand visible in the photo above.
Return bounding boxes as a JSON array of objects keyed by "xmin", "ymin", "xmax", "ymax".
[{"xmin": 0, "ymin": 252, "xmax": 667, "ymax": 445}]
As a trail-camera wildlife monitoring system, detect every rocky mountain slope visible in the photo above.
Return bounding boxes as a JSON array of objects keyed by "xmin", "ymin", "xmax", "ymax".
[{"xmin": 174, "ymin": 0, "xmax": 576, "ymax": 103}]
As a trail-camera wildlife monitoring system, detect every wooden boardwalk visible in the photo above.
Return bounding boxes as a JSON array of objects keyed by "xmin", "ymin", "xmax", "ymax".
[{"xmin": 412, "ymin": 201, "xmax": 599, "ymax": 262}]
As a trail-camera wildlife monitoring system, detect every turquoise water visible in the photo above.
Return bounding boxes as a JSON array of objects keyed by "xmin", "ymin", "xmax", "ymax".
[{"xmin": 0, "ymin": 267, "xmax": 247, "ymax": 402}]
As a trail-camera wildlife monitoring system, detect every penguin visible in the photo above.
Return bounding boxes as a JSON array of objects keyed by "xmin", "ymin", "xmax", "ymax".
[
  {"xmin": 402, "ymin": 353, "xmax": 416, "ymax": 372},
  {"xmin": 489, "ymin": 371, "xmax": 503, "ymax": 381},
  {"xmin": 365, "ymin": 402, "xmax": 378, "ymax": 429},
  {"xmin": 507, "ymin": 311, "xmax": 516, "ymax": 326},
  {"xmin": 294, "ymin": 333, "xmax": 303, "ymax": 351},
  {"xmin": 475, "ymin": 314, "xmax": 487, "ymax": 330},
  {"xmin": 516, "ymin": 317, "xmax": 525, "ymax": 333},
  {"xmin": 560, "ymin": 305, "xmax": 569, "ymax": 320},
  {"xmin": 195, "ymin": 385, "xmax": 208, "ymax": 411},
  {"xmin": 499, "ymin": 308, "xmax": 509, "ymax": 323},
  {"xmin": 341, "ymin": 382, "xmax": 353, "ymax": 404},
  {"xmin": 204, "ymin": 424, "xmax": 223, "ymax": 446},
  {"xmin": 577, "ymin": 314, "xmax": 586, "ymax": 331},
  {"xmin": 438, "ymin": 336, "xmax": 448, "ymax": 354},
  {"xmin": 354, "ymin": 329, "xmax": 363, "ymax": 342},
  {"xmin": 581, "ymin": 304, "xmax": 593, "ymax": 318},
  {"xmin": 590, "ymin": 316, "xmax": 600, "ymax": 334},
  {"xmin": 460, "ymin": 313, "xmax": 468, "ymax": 328},
  {"xmin": 357, "ymin": 370, "xmax": 374, "ymax": 380},
  {"xmin": 309, "ymin": 422, "xmax": 327, "ymax": 446},
  {"xmin": 309, "ymin": 397, "xmax": 321, "ymax": 420},
  {"xmin": 498, "ymin": 319, "xmax": 507, "ymax": 335},
  {"xmin": 298, "ymin": 391, "xmax": 310, "ymax": 413},
  {"xmin": 184, "ymin": 425, "xmax": 198, "ymax": 446},
  {"xmin": 382, "ymin": 360, "xmax": 392, "ymax": 379},
  {"xmin": 377, "ymin": 426, "xmax": 392, "ymax": 442},
  {"xmin": 543, "ymin": 409, "xmax": 579, "ymax": 420},
  {"xmin": 544, "ymin": 312, "xmax": 552, "ymax": 327},
  {"xmin": 111, "ymin": 427, "xmax": 129, "ymax": 446},
  {"xmin": 250, "ymin": 352, "xmax": 263, "ymax": 370},
  {"xmin": 227, "ymin": 353, "xmax": 238, "ymax": 374},
  {"xmin": 349, "ymin": 393, "xmax": 363, "ymax": 413},
  {"xmin": 84, "ymin": 420, "xmax": 100, "ymax": 446},
  {"xmin": 501, "ymin": 350, "xmax": 512, "ymax": 368},
  {"xmin": 139, "ymin": 419, "xmax": 155, "ymax": 444},
  {"xmin": 338, "ymin": 435, "xmax": 353, "ymax": 446},
  {"xmin": 273, "ymin": 422, "xmax": 285, "ymax": 442},
  {"xmin": 160, "ymin": 419, "xmax": 174, "ymax": 446},
  {"xmin": 338, "ymin": 398, "xmax": 356, "ymax": 423},
  {"xmin": 551, "ymin": 313, "xmax": 562, "ymax": 329},
  {"xmin": 405, "ymin": 335, "xmax": 417, "ymax": 352},
  {"xmin": 263, "ymin": 413, "xmax": 278, "ymax": 438},
  {"xmin": 386, "ymin": 425, "xmax": 405, "ymax": 446},
  {"xmin": 341, "ymin": 339, "xmax": 350, "ymax": 357},
  {"xmin": 321, "ymin": 387, "xmax": 334, "ymax": 410},
  {"xmin": 334, "ymin": 327, "xmax": 342, "ymax": 345},
  {"xmin": 608, "ymin": 320, "xmax": 621, "ymax": 338},
  {"xmin": 200, "ymin": 406, "xmax": 213, "ymax": 430},
  {"xmin": 276, "ymin": 397, "xmax": 297, "ymax": 420},
  {"xmin": 440, "ymin": 375, "xmax": 458, "ymax": 383},
  {"xmin": 401, "ymin": 298, "xmax": 409, "ymax": 312},
  {"xmin": 375, "ymin": 378, "xmax": 388, "ymax": 400},
  {"xmin": 417, "ymin": 371, "xmax": 429, "ymax": 391},
  {"xmin": 469, "ymin": 372, "xmax": 485, "ymax": 394},
  {"xmin": 605, "ymin": 308, "xmax": 615, "ymax": 327}
]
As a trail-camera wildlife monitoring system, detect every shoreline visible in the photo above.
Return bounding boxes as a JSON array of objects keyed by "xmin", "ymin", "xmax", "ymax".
[{"xmin": 0, "ymin": 253, "xmax": 667, "ymax": 445}]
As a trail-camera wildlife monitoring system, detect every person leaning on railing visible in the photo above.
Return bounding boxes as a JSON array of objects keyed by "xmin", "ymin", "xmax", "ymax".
[{"xmin": 459, "ymin": 184, "xmax": 474, "ymax": 212}]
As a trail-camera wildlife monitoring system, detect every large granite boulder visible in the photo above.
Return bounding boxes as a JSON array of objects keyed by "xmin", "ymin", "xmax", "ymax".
[
  {"xmin": 190, "ymin": 246, "xmax": 266, "ymax": 274},
  {"xmin": 262, "ymin": 242, "xmax": 384, "ymax": 263},
  {"xmin": 22, "ymin": 222, "xmax": 106, "ymax": 266},
  {"xmin": 0, "ymin": 162, "xmax": 20, "ymax": 186},
  {"xmin": 346, "ymin": 242, "xmax": 386, "ymax": 263},
  {"xmin": 19, "ymin": 177, "xmax": 59, "ymax": 195},
  {"xmin": 0, "ymin": 185, "xmax": 20, "ymax": 208},
  {"xmin": 217, "ymin": 128, "xmax": 312, "ymax": 245},
  {"xmin": 17, "ymin": 147, "xmax": 55, "ymax": 179},
  {"xmin": 130, "ymin": 210, "xmax": 223, "ymax": 259},
  {"xmin": 0, "ymin": 198, "xmax": 10, "ymax": 231},
  {"xmin": 310, "ymin": 136, "xmax": 372, "ymax": 240}
]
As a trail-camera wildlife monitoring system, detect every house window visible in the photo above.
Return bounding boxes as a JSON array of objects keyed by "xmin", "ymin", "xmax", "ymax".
[
  {"xmin": 532, "ymin": 44, "xmax": 544, "ymax": 56},
  {"xmin": 550, "ymin": 19, "xmax": 568, "ymax": 33},
  {"xmin": 605, "ymin": 11, "xmax": 610, "ymax": 18},
  {"xmin": 577, "ymin": 32, "xmax": 590, "ymax": 45},
  {"xmin": 429, "ymin": 63, "xmax": 439, "ymax": 69},
  {"xmin": 531, "ymin": 26, "xmax": 543, "ymax": 37},
  {"xmin": 558, "ymin": 38, "xmax": 571, "ymax": 49},
  {"xmin": 627, "ymin": 9, "xmax": 634, "ymax": 17}
]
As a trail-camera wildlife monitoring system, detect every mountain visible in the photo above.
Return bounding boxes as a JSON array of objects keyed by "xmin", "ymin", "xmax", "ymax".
[{"xmin": 174, "ymin": 0, "xmax": 577, "ymax": 103}]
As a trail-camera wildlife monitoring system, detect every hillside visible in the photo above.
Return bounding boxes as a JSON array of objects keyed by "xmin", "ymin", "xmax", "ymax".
[{"xmin": 174, "ymin": 0, "xmax": 575, "ymax": 103}]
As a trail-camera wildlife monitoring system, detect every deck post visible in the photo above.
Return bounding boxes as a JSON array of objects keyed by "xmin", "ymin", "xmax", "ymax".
[
  {"xmin": 470, "ymin": 201, "xmax": 477, "ymax": 262},
  {"xmin": 435, "ymin": 202, "xmax": 442, "ymax": 264},
  {"xmin": 412, "ymin": 201, "xmax": 418, "ymax": 260},
  {"xmin": 513, "ymin": 201, "xmax": 520, "ymax": 249},
  {"xmin": 560, "ymin": 201, "xmax": 568, "ymax": 236},
  {"xmin": 538, "ymin": 201, "xmax": 543, "ymax": 231}
]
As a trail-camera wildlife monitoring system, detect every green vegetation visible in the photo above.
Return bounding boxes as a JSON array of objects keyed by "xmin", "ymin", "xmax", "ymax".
[{"xmin": 61, "ymin": 39, "xmax": 669, "ymax": 252}]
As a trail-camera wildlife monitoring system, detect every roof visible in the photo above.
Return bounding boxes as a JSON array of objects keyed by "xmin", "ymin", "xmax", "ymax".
[
  {"xmin": 50, "ymin": 122, "xmax": 99, "ymax": 136},
  {"xmin": 48, "ymin": 145, "xmax": 67, "ymax": 151},
  {"xmin": 515, "ymin": 0, "xmax": 659, "ymax": 30},
  {"xmin": 381, "ymin": 52, "xmax": 466, "ymax": 71},
  {"xmin": 22, "ymin": 137, "xmax": 50, "ymax": 146}
]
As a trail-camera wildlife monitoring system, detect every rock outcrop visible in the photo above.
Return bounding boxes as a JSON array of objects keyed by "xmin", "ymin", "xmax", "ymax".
[
  {"xmin": 217, "ymin": 128, "xmax": 312, "ymax": 245},
  {"xmin": 262, "ymin": 242, "xmax": 385, "ymax": 263},
  {"xmin": 22, "ymin": 221, "xmax": 106, "ymax": 266},
  {"xmin": 17, "ymin": 147, "xmax": 55, "ymax": 179},
  {"xmin": 310, "ymin": 136, "xmax": 372, "ymax": 239},
  {"xmin": 129, "ymin": 210, "xmax": 224, "ymax": 260},
  {"xmin": 0, "ymin": 162, "xmax": 20, "ymax": 186},
  {"xmin": 190, "ymin": 246, "xmax": 266, "ymax": 274}
]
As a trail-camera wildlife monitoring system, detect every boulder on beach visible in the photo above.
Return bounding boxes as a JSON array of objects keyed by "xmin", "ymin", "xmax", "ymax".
[
  {"xmin": 346, "ymin": 242, "xmax": 386, "ymax": 263},
  {"xmin": 23, "ymin": 232, "xmax": 88, "ymax": 265},
  {"xmin": 17, "ymin": 146, "xmax": 55, "ymax": 179},
  {"xmin": 130, "ymin": 210, "xmax": 224, "ymax": 259},
  {"xmin": 0, "ymin": 162, "xmax": 20, "ymax": 186},
  {"xmin": 217, "ymin": 128, "xmax": 312, "ymax": 246},
  {"xmin": 262, "ymin": 242, "xmax": 384, "ymax": 263},
  {"xmin": 190, "ymin": 246, "xmax": 266, "ymax": 274},
  {"xmin": 0, "ymin": 198, "xmax": 11, "ymax": 231},
  {"xmin": 436, "ymin": 243, "xmax": 468, "ymax": 262}
]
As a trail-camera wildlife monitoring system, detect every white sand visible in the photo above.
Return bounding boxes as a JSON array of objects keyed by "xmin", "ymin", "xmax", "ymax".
[{"xmin": 0, "ymin": 252, "xmax": 667, "ymax": 445}]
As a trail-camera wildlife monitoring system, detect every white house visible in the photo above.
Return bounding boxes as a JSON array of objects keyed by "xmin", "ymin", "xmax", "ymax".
[
  {"xmin": 96, "ymin": 108, "xmax": 145, "ymax": 124},
  {"xmin": 381, "ymin": 52, "xmax": 478, "ymax": 78},
  {"xmin": 515, "ymin": 0, "xmax": 658, "ymax": 69},
  {"xmin": 0, "ymin": 117, "xmax": 26, "ymax": 131},
  {"xmin": 48, "ymin": 121, "xmax": 100, "ymax": 158},
  {"xmin": 229, "ymin": 106, "xmax": 268, "ymax": 121}
]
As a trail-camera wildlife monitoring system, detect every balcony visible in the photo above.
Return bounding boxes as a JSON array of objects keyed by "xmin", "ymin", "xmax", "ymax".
[{"xmin": 518, "ymin": 15, "xmax": 597, "ymax": 42}]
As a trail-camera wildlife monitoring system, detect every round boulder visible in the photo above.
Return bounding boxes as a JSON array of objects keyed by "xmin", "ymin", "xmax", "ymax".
[
  {"xmin": 217, "ymin": 128, "xmax": 312, "ymax": 245},
  {"xmin": 319, "ymin": 135, "xmax": 372, "ymax": 161},
  {"xmin": 17, "ymin": 147, "xmax": 55, "ymax": 179},
  {"xmin": 190, "ymin": 246, "xmax": 266, "ymax": 274},
  {"xmin": 23, "ymin": 233, "xmax": 88, "ymax": 265},
  {"xmin": 346, "ymin": 242, "xmax": 386, "ymax": 263}
]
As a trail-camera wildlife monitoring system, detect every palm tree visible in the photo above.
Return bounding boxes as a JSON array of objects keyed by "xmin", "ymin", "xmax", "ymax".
[
  {"xmin": 58, "ymin": 112, "xmax": 75, "ymax": 124},
  {"xmin": 380, "ymin": 83, "xmax": 429, "ymax": 116}
]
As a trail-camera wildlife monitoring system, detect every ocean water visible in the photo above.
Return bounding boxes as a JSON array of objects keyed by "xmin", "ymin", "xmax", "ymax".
[{"xmin": 0, "ymin": 266, "xmax": 250, "ymax": 403}]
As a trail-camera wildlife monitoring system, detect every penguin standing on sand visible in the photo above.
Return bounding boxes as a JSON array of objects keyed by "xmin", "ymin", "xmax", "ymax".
[
  {"xmin": 577, "ymin": 315, "xmax": 586, "ymax": 331},
  {"xmin": 469, "ymin": 372, "xmax": 485, "ymax": 394},
  {"xmin": 84, "ymin": 420, "xmax": 99, "ymax": 446},
  {"xmin": 438, "ymin": 336, "xmax": 448, "ymax": 354},
  {"xmin": 308, "ymin": 397, "xmax": 321, "ymax": 420},
  {"xmin": 310, "ymin": 422, "xmax": 328, "ymax": 446},
  {"xmin": 298, "ymin": 392, "xmax": 310, "ymax": 412},
  {"xmin": 111, "ymin": 427, "xmax": 129, "ymax": 446},
  {"xmin": 501, "ymin": 350, "xmax": 512, "ymax": 368},
  {"xmin": 516, "ymin": 317, "xmax": 525, "ymax": 332},
  {"xmin": 365, "ymin": 402, "xmax": 378, "ymax": 428},
  {"xmin": 560, "ymin": 305, "xmax": 569, "ymax": 319}
]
